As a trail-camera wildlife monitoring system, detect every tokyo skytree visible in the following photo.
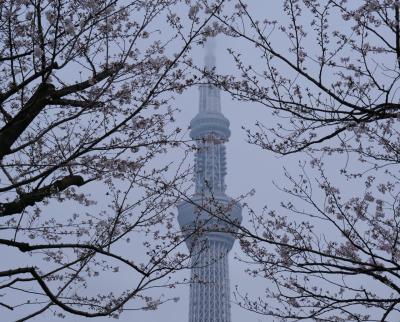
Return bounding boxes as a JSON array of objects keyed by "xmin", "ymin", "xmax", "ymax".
[{"xmin": 177, "ymin": 40, "xmax": 242, "ymax": 322}]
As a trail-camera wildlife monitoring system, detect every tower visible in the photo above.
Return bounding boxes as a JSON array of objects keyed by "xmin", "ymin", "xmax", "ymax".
[{"xmin": 177, "ymin": 40, "xmax": 242, "ymax": 322}]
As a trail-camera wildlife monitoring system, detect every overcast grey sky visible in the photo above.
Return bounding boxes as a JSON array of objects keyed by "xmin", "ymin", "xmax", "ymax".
[
  {"xmin": 2, "ymin": 1, "xmax": 376, "ymax": 321},
  {"xmin": 88, "ymin": 2, "xmax": 296, "ymax": 321},
  {"xmin": 1, "ymin": 1, "xmax": 300, "ymax": 321}
]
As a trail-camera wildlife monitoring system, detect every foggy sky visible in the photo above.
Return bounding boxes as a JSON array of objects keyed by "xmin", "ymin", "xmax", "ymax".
[{"xmin": 1, "ymin": 1, "xmax": 358, "ymax": 321}]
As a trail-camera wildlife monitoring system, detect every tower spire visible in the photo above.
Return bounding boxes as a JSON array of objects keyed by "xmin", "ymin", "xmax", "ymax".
[
  {"xmin": 192, "ymin": 39, "xmax": 228, "ymax": 195},
  {"xmin": 199, "ymin": 39, "xmax": 221, "ymax": 114},
  {"xmin": 204, "ymin": 38, "xmax": 216, "ymax": 70},
  {"xmin": 178, "ymin": 38, "xmax": 242, "ymax": 322}
]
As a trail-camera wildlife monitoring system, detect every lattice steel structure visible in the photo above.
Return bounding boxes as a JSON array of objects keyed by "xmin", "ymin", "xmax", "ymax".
[{"xmin": 177, "ymin": 42, "xmax": 242, "ymax": 322}]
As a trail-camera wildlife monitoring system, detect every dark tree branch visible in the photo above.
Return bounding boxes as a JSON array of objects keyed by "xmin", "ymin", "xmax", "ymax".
[
  {"xmin": 0, "ymin": 175, "xmax": 85, "ymax": 217},
  {"xmin": 0, "ymin": 238, "xmax": 148, "ymax": 276},
  {"xmin": 0, "ymin": 82, "xmax": 56, "ymax": 159}
]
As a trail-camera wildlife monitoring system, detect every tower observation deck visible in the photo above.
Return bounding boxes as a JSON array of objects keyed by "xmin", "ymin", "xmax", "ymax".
[{"xmin": 177, "ymin": 40, "xmax": 242, "ymax": 322}]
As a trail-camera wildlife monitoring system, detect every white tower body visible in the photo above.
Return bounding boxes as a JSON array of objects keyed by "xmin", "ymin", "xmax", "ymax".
[{"xmin": 177, "ymin": 40, "xmax": 242, "ymax": 322}]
